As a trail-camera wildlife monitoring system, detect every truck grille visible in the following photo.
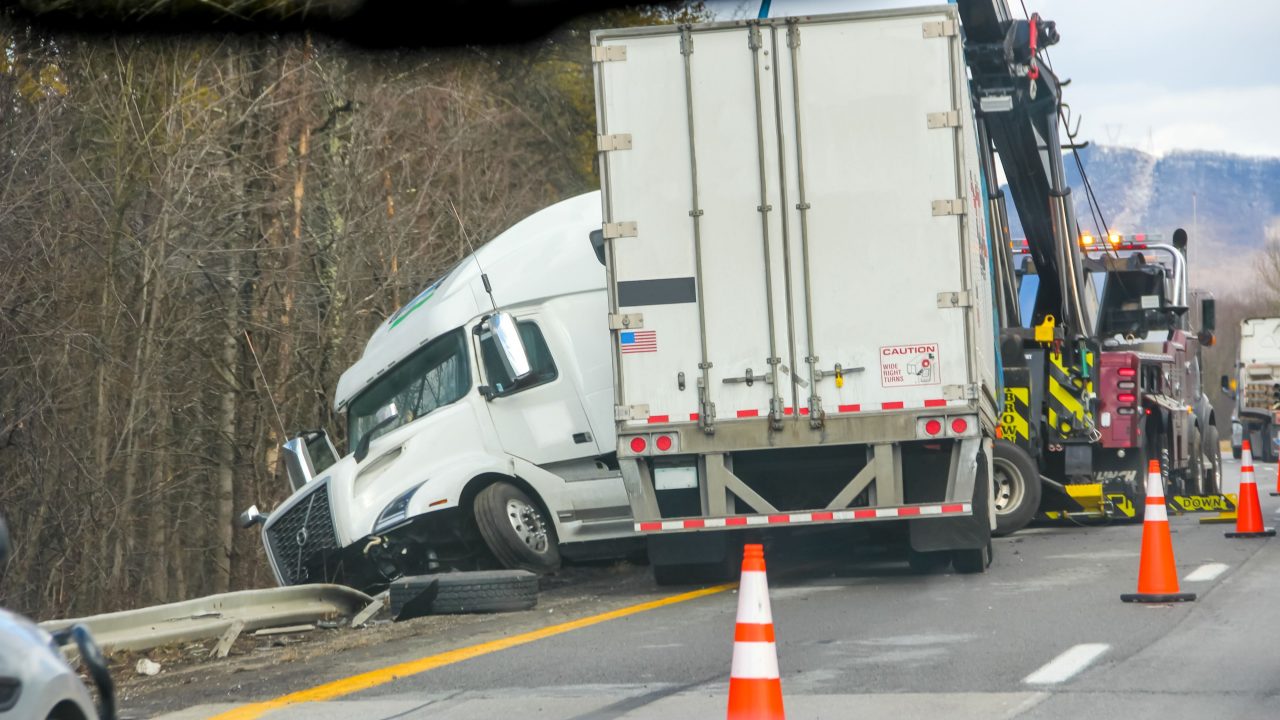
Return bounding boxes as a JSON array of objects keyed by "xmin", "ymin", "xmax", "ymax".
[{"xmin": 266, "ymin": 483, "xmax": 340, "ymax": 586}]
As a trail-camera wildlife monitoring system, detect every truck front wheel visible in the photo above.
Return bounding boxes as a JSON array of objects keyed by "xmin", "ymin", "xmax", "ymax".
[
  {"xmin": 474, "ymin": 482, "xmax": 562, "ymax": 573},
  {"xmin": 992, "ymin": 440, "xmax": 1041, "ymax": 537}
]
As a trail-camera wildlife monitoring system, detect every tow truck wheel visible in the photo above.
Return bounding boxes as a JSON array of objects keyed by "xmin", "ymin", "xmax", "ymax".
[
  {"xmin": 1203, "ymin": 425, "xmax": 1223, "ymax": 495},
  {"xmin": 474, "ymin": 481, "xmax": 562, "ymax": 573},
  {"xmin": 1186, "ymin": 425, "xmax": 1205, "ymax": 495},
  {"xmin": 991, "ymin": 440, "xmax": 1041, "ymax": 537}
]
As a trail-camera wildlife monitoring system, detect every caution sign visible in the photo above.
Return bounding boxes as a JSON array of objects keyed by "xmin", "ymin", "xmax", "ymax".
[{"xmin": 880, "ymin": 344, "xmax": 940, "ymax": 387}]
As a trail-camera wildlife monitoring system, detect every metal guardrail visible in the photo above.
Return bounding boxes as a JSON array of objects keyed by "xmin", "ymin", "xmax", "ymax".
[{"xmin": 39, "ymin": 584, "xmax": 374, "ymax": 654}]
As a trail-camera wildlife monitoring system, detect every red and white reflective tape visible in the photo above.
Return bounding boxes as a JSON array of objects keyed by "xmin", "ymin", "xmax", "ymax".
[
  {"xmin": 643, "ymin": 399, "xmax": 959, "ymax": 423},
  {"xmin": 634, "ymin": 502, "xmax": 971, "ymax": 532}
]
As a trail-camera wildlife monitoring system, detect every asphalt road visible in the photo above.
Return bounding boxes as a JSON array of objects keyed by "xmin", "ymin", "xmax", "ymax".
[{"xmin": 139, "ymin": 453, "xmax": 1280, "ymax": 720}]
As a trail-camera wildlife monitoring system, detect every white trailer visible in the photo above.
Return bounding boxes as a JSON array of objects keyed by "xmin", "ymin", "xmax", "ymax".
[
  {"xmin": 592, "ymin": 6, "xmax": 1001, "ymax": 580},
  {"xmin": 242, "ymin": 192, "xmax": 639, "ymax": 591},
  {"xmin": 1229, "ymin": 317, "xmax": 1280, "ymax": 461}
]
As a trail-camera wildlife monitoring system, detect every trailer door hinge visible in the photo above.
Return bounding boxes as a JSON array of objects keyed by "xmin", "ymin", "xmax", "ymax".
[
  {"xmin": 922, "ymin": 20, "xmax": 958, "ymax": 38},
  {"xmin": 602, "ymin": 221, "xmax": 638, "ymax": 239},
  {"xmin": 592, "ymin": 45, "xmax": 627, "ymax": 62},
  {"xmin": 615, "ymin": 404, "xmax": 649, "ymax": 422},
  {"xmin": 937, "ymin": 291, "xmax": 972, "ymax": 308},
  {"xmin": 931, "ymin": 199, "xmax": 966, "ymax": 216},
  {"xmin": 597, "ymin": 133, "xmax": 633, "ymax": 152},
  {"xmin": 609, "ymin": 313, "xmax": 644, "ymax": 330},
  {"xmin": 927, "ymin": 110, "xmax": 961, "ymax": 129},
  {"xmin": 944, "ymin": 384, "xmax": 979, "ymax": 401}
]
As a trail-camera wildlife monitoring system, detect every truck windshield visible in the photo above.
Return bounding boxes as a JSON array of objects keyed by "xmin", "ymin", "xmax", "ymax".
[{"xmin": 346, "ymin": 328, "xmax": 471, "ymax": 454}]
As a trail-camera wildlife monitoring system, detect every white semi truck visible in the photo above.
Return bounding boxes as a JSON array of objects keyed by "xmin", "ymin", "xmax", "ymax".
[
  {"xmin": 592, "ymin": 7, "xmax": 1001, "ymax": 581},
  {"xmin": 1227, "ymin": 317, "xmax": 1280, "ymax": 462},
  {"xmin": 241, "ymin": 192, "xmax": 640, "ymax": 590}
]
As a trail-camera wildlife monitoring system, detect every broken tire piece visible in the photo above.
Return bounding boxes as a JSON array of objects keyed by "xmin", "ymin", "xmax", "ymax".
[{"xmin": 391, "ymin": 570, "xmax": 538, "ymax": 620}]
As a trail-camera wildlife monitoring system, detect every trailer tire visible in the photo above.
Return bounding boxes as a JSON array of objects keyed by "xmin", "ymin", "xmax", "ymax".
[
  {"xmin": 652, "ymin": 560, "xmax": 734, "ymax": 586},
  {"xmin": 951, "ymin": 541, "xmax": 992, "ymax": 574},
  {"xmin": 908, "ymin": 549, "xmax": 952, "ymax": 574},
  {"xmin": 1203, "ymin": 425, "xmax": 1223, "ymax": 495},
  {"xmin": 474, "ymin": 482, "xmax": 561, "ymax": 574},
  {"xmin": 992, "ymin": 440, "xmax": 1040, "ymax": 537}
]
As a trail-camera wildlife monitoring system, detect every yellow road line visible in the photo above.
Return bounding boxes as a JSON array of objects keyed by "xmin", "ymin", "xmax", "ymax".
[{"xmin": 209, "ymin": 582, "xmax": 735, "ymax": 720}]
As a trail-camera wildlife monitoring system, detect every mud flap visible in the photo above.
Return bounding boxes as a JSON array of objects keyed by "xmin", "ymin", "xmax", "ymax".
[{"xmin": 909, "ymin": 438, "xmax": 992, "ymax": 553}]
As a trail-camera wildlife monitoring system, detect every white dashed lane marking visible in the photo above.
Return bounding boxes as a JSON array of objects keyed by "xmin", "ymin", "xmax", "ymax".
[
  {"xmin": 1023, "ymin": 643, "xmax": 1110, "ymax": 685},
  {"xmin": 1184, "ymin": 563, "xmax": 1229, "ymax": 582}
]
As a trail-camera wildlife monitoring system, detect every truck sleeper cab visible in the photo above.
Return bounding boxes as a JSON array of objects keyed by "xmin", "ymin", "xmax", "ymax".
[{"xmin": 251, "ymin": 192, "xmax": 638, "ymax": 591}]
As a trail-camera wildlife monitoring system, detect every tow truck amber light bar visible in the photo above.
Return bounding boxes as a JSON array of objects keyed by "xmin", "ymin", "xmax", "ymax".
[{"xmin": 1009, "ymin": 233, "xmax": 1165, "ymax": 255}]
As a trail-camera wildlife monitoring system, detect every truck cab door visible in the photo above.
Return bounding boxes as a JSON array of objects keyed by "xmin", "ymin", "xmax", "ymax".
[
  {"xmin": 477, "ymin": 315, "xmax": 600, "ymax": 464},
  {"xmin": 477, "ymin": 315, "xmax": 631, "ymax": 530}
]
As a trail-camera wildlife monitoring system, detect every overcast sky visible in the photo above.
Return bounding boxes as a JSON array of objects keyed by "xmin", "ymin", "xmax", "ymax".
[{"xmin": 707, "ymin": 0, "xmax": 1280, "ymax": 158}]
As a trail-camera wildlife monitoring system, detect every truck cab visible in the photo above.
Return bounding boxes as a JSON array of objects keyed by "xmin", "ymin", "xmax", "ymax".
[{"xmin": 245, "ymin": 191, "xmax": 638, "ymax": 591}]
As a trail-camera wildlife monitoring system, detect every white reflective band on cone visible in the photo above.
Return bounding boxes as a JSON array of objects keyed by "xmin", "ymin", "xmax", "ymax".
[
  {"xmin": 1145, "ymin": 473, "xmax": 1164, "ymax": 498},
  {"xmin": 730, "ymin": 641, "xmax": 781, "ymax": 680},
  {"xmin": 736, "ymin": 572, "xmax": 774, "ymax": 624},
  {"xmin": 1145, "ymin": 504, "xmax": 1168, "ymax": 522}
]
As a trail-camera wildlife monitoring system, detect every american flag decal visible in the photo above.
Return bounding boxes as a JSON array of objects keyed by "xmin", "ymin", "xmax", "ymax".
[{"xmin": 620, "ymin": 330, "xmax": 658, "ymax": 354}]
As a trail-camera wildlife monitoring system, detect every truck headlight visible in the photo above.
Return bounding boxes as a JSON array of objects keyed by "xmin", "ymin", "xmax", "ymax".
[{"xmin": 373, "ymin": 486, "xmax": 419, "ymax": 533}]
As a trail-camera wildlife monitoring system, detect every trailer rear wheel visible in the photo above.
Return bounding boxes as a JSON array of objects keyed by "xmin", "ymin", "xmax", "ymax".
[
  {"xmin": 992, "ymin": 440, "xmax": 1041, "ymax": 536},
  {"xmin": 474, "ymin": 482, "xmax": 561, "ymax": 574},
  {"xmin": 652, "ymin": 559, "xmax": 735, "ymax": 586},
  {"xmin": 908, "ymin": 549, "xmax": 952, "ymax": 574},
  {"xmin": 951, "ymin": 541, "xmax": 991, "ymax": 574}
]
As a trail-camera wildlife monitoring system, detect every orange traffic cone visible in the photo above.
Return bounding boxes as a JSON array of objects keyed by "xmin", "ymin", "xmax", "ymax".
[
  {"xmin": 1121, "ymin": 459, "xmax": 1196, "ymax": 603},
  {"xmin": 1227, "ymin": 440, "xmax": 1275, "ymax": 538},
  {"xmin": 727, "ymin": 543, "xmax": 785, "ymax": 720}
]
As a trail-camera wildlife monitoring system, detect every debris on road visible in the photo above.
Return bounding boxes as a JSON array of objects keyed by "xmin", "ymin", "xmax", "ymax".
[{"xmin": 135, "ymin": 658, "xmax": 162, "ymax": 676}]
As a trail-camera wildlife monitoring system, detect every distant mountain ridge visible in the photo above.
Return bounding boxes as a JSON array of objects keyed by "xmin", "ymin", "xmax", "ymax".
[{"xmin": 1004, "ymin": 146, "xmax": 1280, "ymax": 293}]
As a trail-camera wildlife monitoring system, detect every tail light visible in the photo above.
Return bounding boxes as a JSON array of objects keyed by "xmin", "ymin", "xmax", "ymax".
[
  {"xmin": 1117, "ymin": 393, "xmax": 1137, "ymax": 404},
  {"xmin": 623, "ymin": 433, "xmax": 680, "ymax": 456},
  {"xmin": 917, "ymin": 415, "xmax": 977, "ymax": 439}
]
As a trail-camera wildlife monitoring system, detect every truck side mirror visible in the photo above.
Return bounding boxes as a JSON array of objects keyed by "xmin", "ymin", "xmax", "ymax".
[
  {"xmin": 589, "ymin": 229, "xmax": 607, "ymax": 267},
  {"xmin": 1200, "ymin": 297, "xmax": 1215, "ymax": 331},
  {"xmin": 487, "ymin": 311, "xmax": 532, "ymax": 383},
  {"xmin": 1221, "ymin": 375, "xmax": 1234, "ymax": 397}
]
